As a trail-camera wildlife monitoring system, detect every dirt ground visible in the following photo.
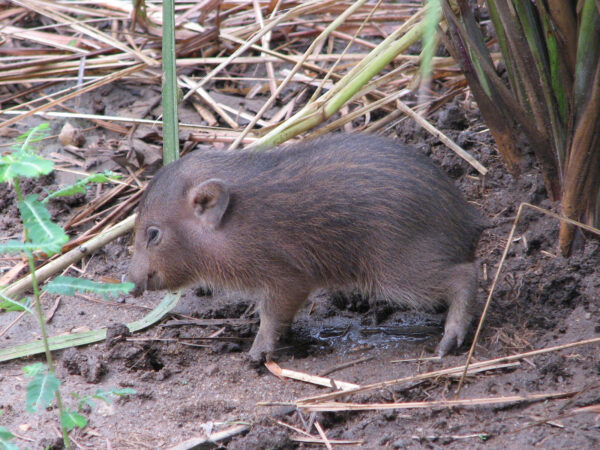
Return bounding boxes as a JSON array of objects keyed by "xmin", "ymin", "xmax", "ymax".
[{"xmin": 1, "ymin": 81, "xmax": 600, "ymax": 449}]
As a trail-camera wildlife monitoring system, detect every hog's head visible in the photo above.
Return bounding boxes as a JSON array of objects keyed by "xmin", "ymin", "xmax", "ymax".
[{"xmin": 127, "ymin": 168, "xmax": 230, "ymax": 297}]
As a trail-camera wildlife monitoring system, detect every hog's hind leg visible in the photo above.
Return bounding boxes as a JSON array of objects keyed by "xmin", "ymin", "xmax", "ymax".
[{"xmin": 437, "ymin": 261, "xmax": 479, "ymax": 356}]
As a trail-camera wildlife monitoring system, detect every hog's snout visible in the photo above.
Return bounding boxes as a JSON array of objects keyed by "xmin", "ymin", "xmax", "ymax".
[
  {"xmin": 126, "ymin": 271, "xmax": 146, "ymax": 297},
  {"xmin": 129, "ymin": 280, "xmax": 145, "ymax": 297},
  {"xmin": 126, "ymin": 258, "xmax": 149, "ymax": 297}
]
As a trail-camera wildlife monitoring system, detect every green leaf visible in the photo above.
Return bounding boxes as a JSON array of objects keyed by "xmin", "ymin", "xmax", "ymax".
[
  {"xmin": 0, "ymin": 427, "xmax": 19, "ymax": 450},
  {"xmin": 14, "ymin": 123, "xmax": 50, "ymax": 146},
  {"xmin": 19, "ymin": 195, "xmax": 69, "ymax": 255},
  {"xmin": 0, "ymin": 240, "xmax": 57, "ymax": 256},
  {"xmin": 0, "ymin": 153, "xmax": 53, "ymax": 184},
  {"xmin": 92, "ymin": 387, "xmax": 136, "ymax": 405},
  {"xmin": 23, "ymin": 362, "xmax": 48, "ymax": 378},
  {"xmin": 61, "ymin": 409, "xmax": 87, "ymax": 431},
  {"xmin": 110, "ymin": 387, "xmax": 136, "ymax": 396},
  {"xmin": 25, "ymin": 369, "xmax": 60, "ymax": 413},
  {"xmin": 43, "ymin": 171, "xmax": 122, "ymax": 203},
  {"xmin": 44, "ymin": 276, "xmax": 135, "ymax": 300},
  {"xmin": 23, "ymin": 362, "xmax": 45, "ymax": 377},
  {"xmin": 0, "ymin": 123, "xmax": 52, "ymax": 184},
  {"xmin": 0, "ymin": 293, "xmax": 32, "ymax": 314}
]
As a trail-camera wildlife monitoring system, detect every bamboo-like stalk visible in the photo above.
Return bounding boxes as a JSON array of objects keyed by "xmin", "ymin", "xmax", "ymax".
[
  {"xmin": 249, "ymin": 5, "xmax": 431, "ymax": 149},
  {"xmin": 230, "ymin": 0, "xmax": 370, "ymax": 149}
]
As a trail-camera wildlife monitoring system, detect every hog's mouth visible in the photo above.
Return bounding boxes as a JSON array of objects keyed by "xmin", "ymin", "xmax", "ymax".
[{"xmin": 129, "ymin": 270, "xmax": 164, "ymax": 297}]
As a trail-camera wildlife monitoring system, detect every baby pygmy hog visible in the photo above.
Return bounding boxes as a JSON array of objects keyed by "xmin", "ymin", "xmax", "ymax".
[{"xmin": 128, "ymin": 134, "xmax": 483, "ymax": 362}]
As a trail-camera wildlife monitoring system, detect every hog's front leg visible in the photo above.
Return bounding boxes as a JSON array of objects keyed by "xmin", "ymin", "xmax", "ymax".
[{"xmin": 249, "ymin": 288, "xmax": 309, "ymax": 363}]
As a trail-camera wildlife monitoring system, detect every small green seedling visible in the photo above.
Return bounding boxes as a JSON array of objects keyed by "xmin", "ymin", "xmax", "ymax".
[{"xmin": 0, "ymin": 123, "xmax": 135, "ymax": 449}]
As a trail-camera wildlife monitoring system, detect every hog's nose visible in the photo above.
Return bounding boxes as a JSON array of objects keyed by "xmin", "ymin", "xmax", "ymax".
[
  {"xmin": 130, "ymin": 283, "xmax": 145, "ymax": 297},
  {"xmin": 125, "ymin": 272, "xmax": 146, "ymax": 297}
]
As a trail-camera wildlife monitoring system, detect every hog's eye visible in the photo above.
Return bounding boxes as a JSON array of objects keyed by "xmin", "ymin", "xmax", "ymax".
[{"xmin": 146, "ymin": 226, "xmax": 162, "ymax": 246}]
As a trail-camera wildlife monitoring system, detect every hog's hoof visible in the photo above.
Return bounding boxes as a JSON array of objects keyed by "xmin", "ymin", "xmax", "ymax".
[
  {"xmin": 248, "ymin": 337, "xmax": 275, "ymax": 366},
  {"xmin": 437, "ymin": 325, "xmax": 468, "ymax": 357}
]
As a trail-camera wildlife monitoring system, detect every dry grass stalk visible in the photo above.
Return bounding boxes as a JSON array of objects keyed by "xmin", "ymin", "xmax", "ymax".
[
  {"xmin": 0, "ymin": 64, "xmax": 146, "ymax": 130},
  {"xmin": 300, "ymin": 390, "xmax": 578, "ymax": 412},
  {"xmin": 273, "ymin": 419, "xmax": 363, "ymax": 446}
]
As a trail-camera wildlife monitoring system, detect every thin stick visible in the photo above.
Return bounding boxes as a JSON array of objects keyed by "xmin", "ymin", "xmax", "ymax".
[
  {"xmin": 0, "ymin": 63, "xmax": 145, "ymax": 130},
  {"xmin": 180, "ymin": 75, "xmax": 239, "ymax": 129},
  {"xmin": 395, "ymin": 99, "xmax": 487, "ymax": 175},
  {"xmin": 252, "ymin": 0, "xmax": 277, "ymax": 97},
  {"xmin": 319, "ymin": 356, "xmax": 375, "ymax": 377},
  {"xmin": 0, "ymin": 110, "xmax": 254, "ymax": 132}
]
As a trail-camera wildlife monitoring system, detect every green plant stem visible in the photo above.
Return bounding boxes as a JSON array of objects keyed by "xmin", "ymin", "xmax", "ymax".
[
  {"xmin": 161, "ymin": 0, "xmax": 179, "ymax": 163},
  {"xmin": 15, "ymin": 179, "xmax": 71, "ymax": 449},
  {"xmin": 27, "ymin": 255, "xmax": 71, "ymax": 448}
]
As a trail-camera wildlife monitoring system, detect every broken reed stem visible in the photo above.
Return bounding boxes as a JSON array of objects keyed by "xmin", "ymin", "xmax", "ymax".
[
  {"xmin": 265, "ymin": 361, "xmax": 360, "ymax": 391},
  {"xmin": 314, "ymin": 421, "xmax": 333, "ymax": 450},
  {"xmin": 456, "ymin": 202, "xmax": 600, "ymax": 397}
]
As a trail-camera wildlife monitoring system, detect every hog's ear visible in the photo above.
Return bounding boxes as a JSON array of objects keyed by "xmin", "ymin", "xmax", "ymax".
[{"xmin": 188, "ymin": 179, "xmax": 230, "ymax": 229}]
